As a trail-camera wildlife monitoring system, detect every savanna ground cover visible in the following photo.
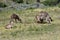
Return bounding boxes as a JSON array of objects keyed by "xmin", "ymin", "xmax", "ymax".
[{"xmin": 0, "ymin": 6, "xmax": 60, "ymax": 40}]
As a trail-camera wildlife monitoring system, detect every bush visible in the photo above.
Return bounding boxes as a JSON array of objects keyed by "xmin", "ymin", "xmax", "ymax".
[
  {"xmin": 0, "ymin": 3, "xmax": 7, "ymax": 8},
  {"xmin": 42, "ymin": 0, "xmax": 59, "ymax": 6},
  {"xmin": 57, "ymin": 3, "xmax": 60, "ymax": 8},
  {"xmin": 13, "ymin": 0, "xmax": 23, "ymax": 3}
]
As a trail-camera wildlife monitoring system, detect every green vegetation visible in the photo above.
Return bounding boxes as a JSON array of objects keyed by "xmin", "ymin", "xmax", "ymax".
[
  {"xmin": 0, "ymin": 2, "xmax": 7, "ymax": 8},
  {"xmin": 0, "ymin": 6, "xmax": 60, "ymax": 40},
  {"xmin": 12, "ymin": 0, "xmax": 23, "ymax": 3},
  {"xmin": 42, "ymin": 0, "xmax": 59, "ymax": 6},
  {"xmin": 0, "ymin": 0, "xmax": 60, "ymax": 40}
]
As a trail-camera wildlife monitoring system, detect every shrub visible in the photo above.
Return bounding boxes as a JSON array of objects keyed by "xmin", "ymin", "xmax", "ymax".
[
  {"xmin": 13, "ymin": 0, "xmax": 23, "ymax": 3},
  {"xmin": 42, "ymin": 0, "xmax": 59, "ymax": 6},
  {"xmin": 0, "ymin": 3, "xmax": 7, "ymax": 8},
  {"xmin": 57, "ymin": 3, "xmax": 60, "ymax": 8}
]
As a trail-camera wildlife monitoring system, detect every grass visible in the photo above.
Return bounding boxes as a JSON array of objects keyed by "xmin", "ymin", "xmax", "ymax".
[{"xmin": 0, "ymin": 6, "xmax": 60, "ymax": 40}]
